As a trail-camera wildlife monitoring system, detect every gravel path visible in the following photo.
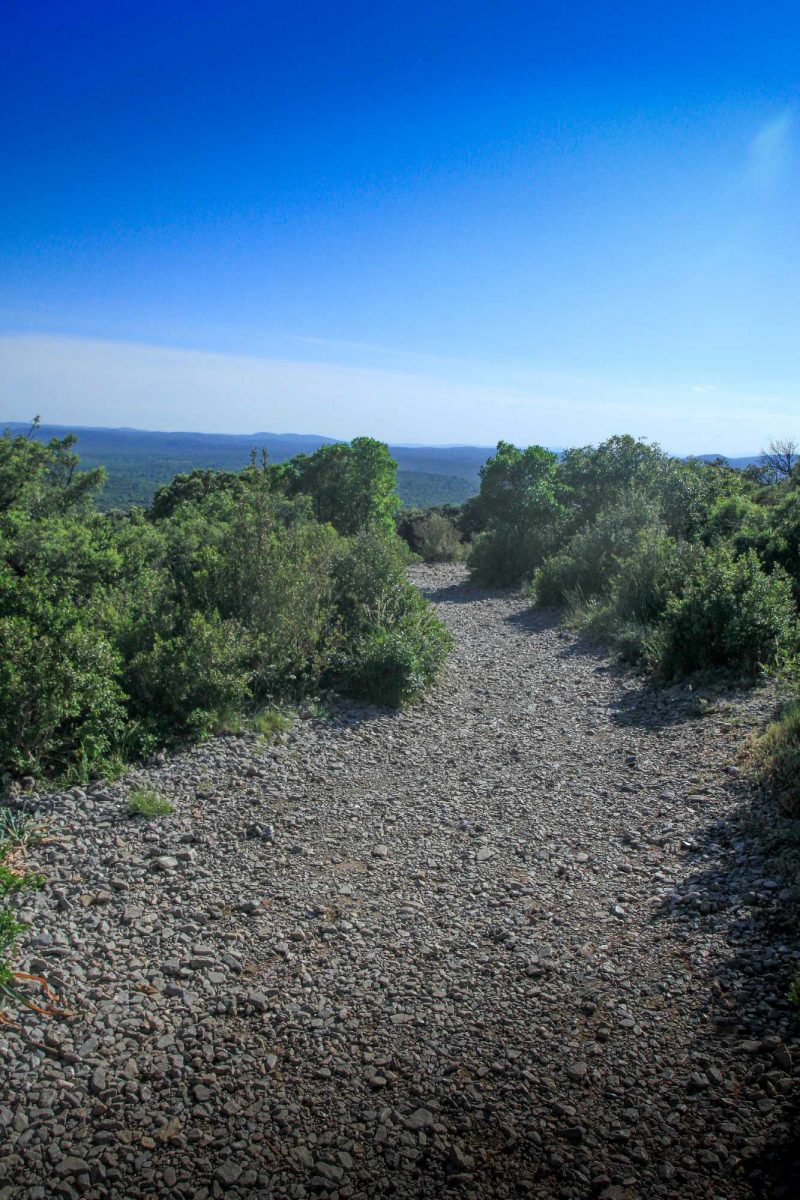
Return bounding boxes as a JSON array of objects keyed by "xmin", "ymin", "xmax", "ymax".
[{"xmin": 1, "ymin": 564, "xmax": 798, "ymax": 1200}]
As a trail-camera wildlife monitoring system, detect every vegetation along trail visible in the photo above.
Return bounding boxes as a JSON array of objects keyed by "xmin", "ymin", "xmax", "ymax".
[{"xmin": 2, "ymin": 565, "xmax": 798, "ymax": 1200}]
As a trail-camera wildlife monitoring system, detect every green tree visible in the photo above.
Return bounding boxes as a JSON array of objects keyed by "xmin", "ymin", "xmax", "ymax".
[
  {"xmin": 467, "ymin": 442, "xmax": 563, "ymax": 585},
  {"xmin": 558, "ymin": 435, "xmax": 666, "ymax": 528},
  {"xmin": 288, "ymin": 438, "xmax": 400, "ymax": 535}
]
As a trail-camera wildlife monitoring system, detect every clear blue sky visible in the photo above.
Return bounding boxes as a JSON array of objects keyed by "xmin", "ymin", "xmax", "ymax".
[{"xmin": 1, "ymin": 1, "xmax": 798, "ymax": 451}]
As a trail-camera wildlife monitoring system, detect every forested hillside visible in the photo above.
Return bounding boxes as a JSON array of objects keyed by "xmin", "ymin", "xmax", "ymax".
[{"xmin": 0, "ymin": 423, "xmax": 486, "ymax": 510}]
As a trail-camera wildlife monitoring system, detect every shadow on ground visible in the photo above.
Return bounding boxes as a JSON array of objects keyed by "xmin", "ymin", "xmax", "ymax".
[
  {"xmin": 416, "ymin": 579, "xmax": 507, "ymax": 605},
  {"xmin": 654, "ymin": 776, "xmax": 800, "ymax": 1197}
]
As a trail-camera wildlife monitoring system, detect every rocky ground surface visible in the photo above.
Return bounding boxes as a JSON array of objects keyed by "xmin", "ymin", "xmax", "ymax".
[{"xmin": 1, "ymin": 564, "xmax": 799, "ymax": 1200}]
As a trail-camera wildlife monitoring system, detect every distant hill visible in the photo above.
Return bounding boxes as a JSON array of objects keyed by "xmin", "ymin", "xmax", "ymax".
[
  {"xmin": 1, "ymin": 422, "xmax": 490, "ymax": 510},
  {"xmin": 395, "ymin": 471, "xmax": 477, "ymax": 508},
  {"xmin": 694, "ymin": 453, "xmax": 763, "ymax": 468},
  {"xmin": 1, "ymin": 422, "xmax": 766, "ymax": 512}
]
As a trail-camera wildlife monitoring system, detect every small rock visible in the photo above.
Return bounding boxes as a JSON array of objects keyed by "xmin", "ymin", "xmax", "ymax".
[{"xmin": 404, "ymin": 1107, "xmax": 435, "ymax": 1130}]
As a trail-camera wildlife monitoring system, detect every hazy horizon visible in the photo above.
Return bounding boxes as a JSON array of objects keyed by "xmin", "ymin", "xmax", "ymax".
[
  {"xmin": 0, "ymin": 410, "xmax": 771, "ymax": 459},
  {"xmin": 1, "ymin": 332, "xmax": 795, "ymax": 458}
]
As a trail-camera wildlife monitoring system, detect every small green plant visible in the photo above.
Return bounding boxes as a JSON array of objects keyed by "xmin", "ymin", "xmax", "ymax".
[
  {"xmin": 1, "ymin": 810, "xmax": 46, "ymax": 1014},
  {"xmin": 0, "ymin": 809, "xmax": 46, "ymax": 850},
  {"xmin": 788, "ymin": 970, "xmax": 800, "ymax": 1015},
  {"xmin": 250, "ymin": 707, "xmax": 293, "ymax": 738},
  {"xmin": 210, "ymin": 707, "xmax": 247, "ymax": 736},
  {"xmin": 126, "ymin": 788, "xmax": 174, "ymax": 818}
]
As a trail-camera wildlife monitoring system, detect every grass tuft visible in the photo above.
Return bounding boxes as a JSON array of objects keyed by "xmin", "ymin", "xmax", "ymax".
[
  {"xmin": 126, "ymin": 788, "xmax": 174, "ymax": 818},
  {"xmin": 250, "ymin": 707, "xmax": 294, "ymax": 738}
]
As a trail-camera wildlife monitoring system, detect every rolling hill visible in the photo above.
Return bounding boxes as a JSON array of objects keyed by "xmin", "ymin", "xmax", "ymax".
[{"xmin": 1, "ymin": 422, "xmax": 765, "ymax": 511}]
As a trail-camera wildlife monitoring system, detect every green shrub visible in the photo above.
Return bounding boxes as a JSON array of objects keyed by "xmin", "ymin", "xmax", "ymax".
[
  {"xmin": 466, "ymin": 442, "xmax": 564, "ymax": 586},
  {"xmin": 569, "ymin": 597, "xmax": 666, "ymax": 666},
  {"xmin": 0, "ymin": 427, "xmax": 452, "ymax": 777},
  {"xmin": 557, "ymin": 436, "xmax": 667, "ymax": 528},
  {"xmin": 752, "ymin": 701, "xmax": 800, "ymax": 818},
  {"xmin": 532, "ymin": 494, "xmax": 664, "ymax": 606},
  {"xmin": 333, "ymin": 602, "xmax": 451, "ymax": 706},
  {"xmin": 328, "ymin": 530, "xmax": 452, "ymax": 703},
  {"xmin": 123, "ymin": 611, "xmax": 251, "ymax": 736},
  {"xmin": 412, "ymin": 513, "xmax": 463, "ymax": 562},
  {"xmin": 568, "ymin": 533, "xmax": 701, "ymax": 663},
  {"xmin": 658, "ymin": 547, "xmax": 797, "ymax": 678},
  {"xmin": 0, "ymin": 592, "xmax": 126, "ymax": 775},
  {"xmin": 702, "ymin": 494, "xmax": 768, "ymax": 548}
]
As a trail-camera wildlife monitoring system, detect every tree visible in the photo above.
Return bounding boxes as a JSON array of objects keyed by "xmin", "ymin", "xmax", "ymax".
[
  {"xmin": 762, "ymin": 437, "xmax": 799, "ymax": 483},
  {"xmin": 467, "ymin": 443, "xmax": 564, "ymax": 586},
  {"xmin": 472, "ymin": 442, "xmax": 561, "ymax": 532},
  {"xmin": 288, "ymin": 438, "xmax": 400, "ymax": 536},
  {"xmin": 557, "ymin": 435, "xmax": 666, "ymax": 527}
]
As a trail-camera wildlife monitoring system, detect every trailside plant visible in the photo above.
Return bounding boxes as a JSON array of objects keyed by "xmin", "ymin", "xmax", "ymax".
[
  {"xmin": 126, "ymin": 788, "xmax": 174, "ymax": 818},
  {"xmin": 788, "ymin": 970, "xmax": 800, "ymax": 1015},
  {"xmin": 250, "ymin": 707, "xmax": 294, "ymax": 738},
  {"xmin": 658, "ymin": 548, "xmax": 797, "ymax": 678},
  {"xmin": 0, "ymin": 810, "xmax": 46, "ymax": 1015},
  {"xmin": 0, "ymin": 426, "xmax": 452, "ymax": 781}
]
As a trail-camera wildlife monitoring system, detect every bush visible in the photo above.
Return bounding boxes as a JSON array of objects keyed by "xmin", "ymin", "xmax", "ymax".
[
  {"xmin": 559, "ymin": 528, "xmax": 688, "ymax": 664},
  {"xmin": 532, "ymin": 494, "xmax": 664, "ymax": 606},
  {"xmin": 752, "ymin": 702, "xmax": 800, "ymax": 818},
  {"xmin": 0, "ymin": 592, "xmax": 126, "ymax": 776},
  {"xmin": 466, "ymin": 442, "xmax": 563, "ymax": 586},
  {"xmin": 123, "ymin": 611, "xmax": 251, "ymax": 737},
  {"xmin": 328, "ymin": 531, "xmax": 452, "ymax": 703},
  {"xmin": 333, "ymin": 602, "xmax": 452, "ymax": 706},
  {"xmin": 468, "ymin": 526, "xmax": 549, "ymax": 588},
  {"xmin": 0, "ymin": 428, "xmax": 451, "ymax": 779},
  {"xmin": 658, "ymin": 547, "xmax": 798, "ymax": 678},
  {"xmin": 412, "ymin": 513, "xmax": 463, "ymax": 562}
]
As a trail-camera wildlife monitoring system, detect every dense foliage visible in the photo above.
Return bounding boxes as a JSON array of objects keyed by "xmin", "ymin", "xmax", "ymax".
[
  {"xmin": 0, "ymin": 425, "xmax": 451, "ymax": 780},
  {"xmin": 463, "ymin": 433, "xmax": 800, "ymax": 812},
  {"xmin": 462, "ymin": 433, "xmax": 800, "ymax": 677},
  {"xmin": 396, "ymin": 505, "xmax": 465, "ymax": 562}
]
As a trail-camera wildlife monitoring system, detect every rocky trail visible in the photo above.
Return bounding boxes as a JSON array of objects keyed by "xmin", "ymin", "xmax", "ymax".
[{"xmin": 1, "ymin": 564, "xmax": 798, "ymax": 1200}]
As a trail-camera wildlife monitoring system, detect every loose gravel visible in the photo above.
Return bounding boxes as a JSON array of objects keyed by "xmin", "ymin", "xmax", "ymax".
[{"xmin": 1, "ymin": 564, "xmax": 798, "ymax": 1200}]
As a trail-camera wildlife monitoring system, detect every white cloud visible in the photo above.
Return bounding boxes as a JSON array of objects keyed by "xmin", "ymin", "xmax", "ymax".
[
  {"xmin": 748, "ymin": 108, "xmax": 796, "ymax": 188},
  {"xmin": 0, "ymin": 332, "xmax": 797, "ymax": 455}
]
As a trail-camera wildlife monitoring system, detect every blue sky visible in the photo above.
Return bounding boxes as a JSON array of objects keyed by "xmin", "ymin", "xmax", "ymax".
[{"xmin": 2, "ymin": 1, "xmax": 798, "ymax": 451}]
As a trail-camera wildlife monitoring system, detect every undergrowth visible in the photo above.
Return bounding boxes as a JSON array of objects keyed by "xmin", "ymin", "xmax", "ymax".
[
  {"xmin": 751, "ymin": 701, "xmax": 800, "ymax": 820},
  {"xmin": 0, "ymin": 809, "xmax": 46, "ymax": 1014}
]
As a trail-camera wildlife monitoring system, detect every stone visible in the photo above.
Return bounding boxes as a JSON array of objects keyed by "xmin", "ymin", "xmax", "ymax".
[
  {"xmin": 152, "ymin": 856, "xmax": 178, "ymax": 873},
  {"xmin": 215, "ymin": 1161, "xmax": 243, "ymax": 1187},
  {"xmin": 565, "ymin": 1062, "xmax": 588, "ymax": 1082},
  {"xmin": 404, "ymin": 1108, "xmax": 435, "ymax": 1130}
]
